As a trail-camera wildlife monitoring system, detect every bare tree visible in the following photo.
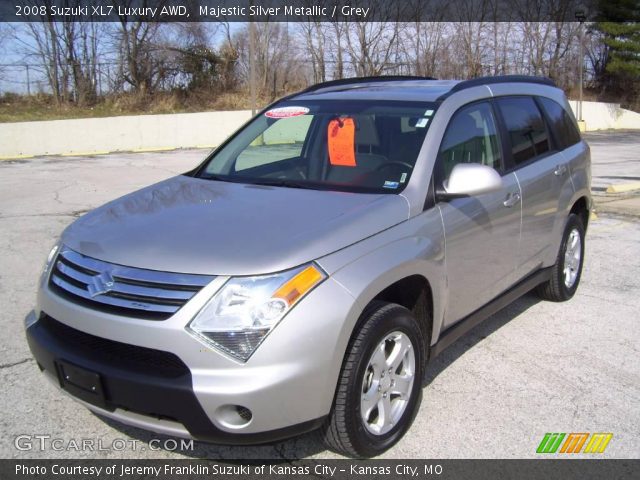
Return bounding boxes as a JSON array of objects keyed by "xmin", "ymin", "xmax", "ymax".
[
  {"xmin": 234, "ymin": 22, "xmax": 305, "ymax": 99},
  {"xmin": 1, "ymin": 4, "xmax": 617, "ymax": 109},
  {"xmin": 585, "ymin": 26, "xmax": 608, "ymax": 88},
  {"xmin": 329, "ymin": 21, "xmax": 347, "ymax": 79},
  {"xmin": 158, "ymin": 23, "xmax": 238, "ymax": 93},
  {"xmin": 522, "ymin": 22, "xmax": 553, "ymax": 75},
  {"xmin": 0, "ymin": 24, "xmax": 9, "ymax": 85},
  {"xmin": 453, "ymin": 0, "xmax": 496, "ymax": 78},
  {"xmin": 58, "ymin": 20, "xmax": 103, "ymax": 104},
  {"xmin": 297, "ymin": 0, "xmax": 337, "ymax": 83},
  {"xmin": 299, "ymin": 20, "xmax": 329, "ymax": 83},
  {"xmin": 216, "ymin": 21, "xmax": 240, "ymax": 90},
  {"xmin": 400, "ymin": 22, "xmax": 449, "ymax": 77},
  {"xmin": 397, "ymin": 1, "xmax": 449, "ymax": 77},
  {"xmin": 21, "ymin": 1, "xmax": 66, "ymax": 102},
  {"xmin": 17, "ymin": 1, "xmax": 91, "ymax": 103},
  {"xmin": 546, "ymin": 1, "xmax": 582, "ymax": 86},
  {"xmin": 344, "ymin": 22, "xmax": 402, "ymax": 76},
  {"xmin": 112, "ymin": 0, "xmax": 169, "ymax": 95}
]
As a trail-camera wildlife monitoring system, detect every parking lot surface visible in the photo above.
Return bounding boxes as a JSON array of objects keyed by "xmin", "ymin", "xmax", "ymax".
[{"xmin": 0, "ymin": 132, "xmax": 638, "ymax": 459}]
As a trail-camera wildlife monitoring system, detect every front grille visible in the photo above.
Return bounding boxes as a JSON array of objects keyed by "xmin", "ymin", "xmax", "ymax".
[
  {"xmin": 49, "ymin": 246, "xmax": 214, "ymax": 320},
  {"xmin": 39, "ymin": 315, "xmax": 189, "ymax": 377}
]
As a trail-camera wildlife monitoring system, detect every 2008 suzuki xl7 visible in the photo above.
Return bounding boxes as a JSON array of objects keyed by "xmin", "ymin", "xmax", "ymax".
[{"xmin": 26, "ymin": 75, "xmax": 591, "ymax": 457}]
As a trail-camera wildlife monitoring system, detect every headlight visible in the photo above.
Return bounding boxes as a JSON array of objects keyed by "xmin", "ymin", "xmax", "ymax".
[
  {"xmin": 40, "ymin": 241, "xmax": 61, "ymax": 285},
  {"xmin": 45, "ymin": 242, "xmax": 60, "ymax": 270},
  {"xmin": 187, "ymin": 263, "xmax": 326, "ymax": 361}
]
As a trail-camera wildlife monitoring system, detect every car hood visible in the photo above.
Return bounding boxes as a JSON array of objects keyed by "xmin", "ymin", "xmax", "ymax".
[{"xmin": 62, "ymin": 175, "xmax": 409, "ymax": 275}]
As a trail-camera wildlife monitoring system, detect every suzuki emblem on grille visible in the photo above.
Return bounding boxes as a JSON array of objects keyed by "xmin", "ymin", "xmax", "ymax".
[{"xmin": 88, "ymin": 271, "xmax": 116, "ymax": 297}]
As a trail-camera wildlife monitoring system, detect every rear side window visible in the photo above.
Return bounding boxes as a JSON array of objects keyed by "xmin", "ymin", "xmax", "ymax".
[
  {"xmin": 538, "ymin": 97, "xmax": 581, "ymax": 149},
  {"xmin": 496, "ymin": 97, "xmax": 550, "ymax": 166}
]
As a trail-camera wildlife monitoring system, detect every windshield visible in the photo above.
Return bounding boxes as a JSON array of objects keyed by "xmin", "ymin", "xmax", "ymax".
[{"xmin": 196, "ymin": 100, "xmax": 437, "ymax": 193}]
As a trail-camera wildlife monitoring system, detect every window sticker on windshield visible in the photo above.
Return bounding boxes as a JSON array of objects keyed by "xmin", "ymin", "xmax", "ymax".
[
  {"xmin": 400, "ymin": 172, "xmax": 407, "ymax": 183},
  {"xmin": 383, "ymin": 181, "xmax": 400, "ymax": 189},
  {"xmin": 416, "ymin": 118, "xmax": 429, "ymax": 128},
  {"xmin": 265, "ymin": 106, "xmax": 310, "ymax": 119},
  {"xmin": 425, "ymin": 109, "xmax": 434, "ymax": 116}
]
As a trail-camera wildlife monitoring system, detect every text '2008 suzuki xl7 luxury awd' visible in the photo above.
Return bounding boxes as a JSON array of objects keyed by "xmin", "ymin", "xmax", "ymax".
[{"xmin": 26, "ymin": 75, "xmax": 591, "ymax": 457}]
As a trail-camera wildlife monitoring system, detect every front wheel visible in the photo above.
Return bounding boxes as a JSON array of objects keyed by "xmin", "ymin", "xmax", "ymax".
[
  {"xmin": 536, "ymin": 213, "xmax": 585, "ymax": 302},
  {"xmin": 322, "ymin": 301, "xmax": 425, "ymax": 457}
]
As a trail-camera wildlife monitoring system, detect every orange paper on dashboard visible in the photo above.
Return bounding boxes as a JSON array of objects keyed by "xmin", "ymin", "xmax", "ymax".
[{"xmin": 328, "ymin": 117, "xmax": 356, "ymax": 167}]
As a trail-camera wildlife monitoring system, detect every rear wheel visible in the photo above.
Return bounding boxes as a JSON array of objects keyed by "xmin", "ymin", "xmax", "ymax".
[
  {"xmin": 536, "ymin": 213, "xmax": 585, "ymax": 301},
  {"xmin": 322, "ymin": 301, "xmax": 424, "ymax": 457}
]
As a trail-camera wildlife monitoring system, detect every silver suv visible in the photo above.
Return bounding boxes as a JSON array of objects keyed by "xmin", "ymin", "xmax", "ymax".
[{"xmin": 26, "ymin": 76, "xmax": 590, "ymax": 457}]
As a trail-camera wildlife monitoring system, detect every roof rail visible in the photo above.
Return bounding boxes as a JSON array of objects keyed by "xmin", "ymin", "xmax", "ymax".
[
  {"xmin": 300, "ymin": 75, "xmax": 438, "ymax": 94},
  {"xmin": 444, "ymin": 75, "xmax": 556, "ymax": 97}
]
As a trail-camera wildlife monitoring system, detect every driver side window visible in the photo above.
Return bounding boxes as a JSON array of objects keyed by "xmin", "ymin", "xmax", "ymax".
[{"xmin": 437, "ymin": 102, "xmax": 502, "ymax": 183}]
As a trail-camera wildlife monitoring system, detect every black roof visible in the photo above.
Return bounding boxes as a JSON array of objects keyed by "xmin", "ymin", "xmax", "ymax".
[{"xmin": 288, "ymin": 75, "xmax": 557, "ymax": 103}]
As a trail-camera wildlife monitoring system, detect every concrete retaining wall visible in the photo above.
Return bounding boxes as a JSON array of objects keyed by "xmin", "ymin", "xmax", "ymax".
[
  {"xmin": 1, "ymin": 100, "xmax": 639, "ymax": 159},
  {"xmin": 568, "ymin": 100, "xmax": 640, "ymax": 131},
  {"xmin": 0, "ymin": 110, "xmax": 253, "ymax": 158}
]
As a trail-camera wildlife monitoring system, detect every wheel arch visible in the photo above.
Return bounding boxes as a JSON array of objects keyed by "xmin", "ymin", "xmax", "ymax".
[
  {"xmin": 366, "ymin": 275, "xmax": 434, "ymax": 352},
  {"xmin": 336, "ymin": 260, "xmax": 442, "ymax": 368},
  {"xmin": 570, "ymin": 195, "xmax": 590, "ymax": 230}
]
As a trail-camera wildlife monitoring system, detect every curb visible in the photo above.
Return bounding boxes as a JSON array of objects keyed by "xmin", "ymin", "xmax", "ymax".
[
  {"xmin": 60, "ymin": 151, "xmax": 111, "ymax": 157},
  {"xmin": 0, "ymin": 154, "xmax": 35, "ymax": 161},
  {"xmin": 0, "ymin": 146, "xmax": 214, "ymax": 161},
  {"xmin": 606, "ymin": 182, "xmax": 640, "ymax": 194},
  {"xmin": 130, "ymin": 146, "xmax": 178, "ymax": 153}
]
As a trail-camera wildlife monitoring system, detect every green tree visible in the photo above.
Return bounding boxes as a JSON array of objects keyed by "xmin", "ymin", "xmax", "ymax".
[{"xmin": 594, "ymin": 0, "xmax": 640, "ymax": 104}]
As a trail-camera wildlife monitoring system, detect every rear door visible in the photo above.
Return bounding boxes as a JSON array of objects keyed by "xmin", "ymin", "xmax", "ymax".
[
  {"xmin": 494, "ymin": 96, "xmax": 571, "ymax": 278},
  {"xmin": 436, "ymin": 101, "xmax": 522, "ymax": 327}
]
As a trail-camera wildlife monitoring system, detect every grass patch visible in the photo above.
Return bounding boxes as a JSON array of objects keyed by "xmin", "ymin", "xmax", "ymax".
[{"xmin": 0, "ymin": 90, "xmax": 277, "ymax": 123}]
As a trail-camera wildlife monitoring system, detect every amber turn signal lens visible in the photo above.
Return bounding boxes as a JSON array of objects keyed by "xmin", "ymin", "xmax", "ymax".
[{"xmin": 273, "ymin": 265, "xmax": 325, "ymax": 306}]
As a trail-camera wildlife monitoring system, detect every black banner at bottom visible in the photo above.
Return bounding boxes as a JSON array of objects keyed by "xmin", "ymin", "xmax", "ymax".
[{"xmin": 2, "ymin": 459, "xmax": 639, "ymax": 480}]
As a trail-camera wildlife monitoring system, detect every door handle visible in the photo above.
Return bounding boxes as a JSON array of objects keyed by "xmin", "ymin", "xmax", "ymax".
[
  {"xmin": 503, "ymin": 192, "xmax": 521, "ymax": 208},
  {"xmin": 554, "ymin": 164, "xmax": 567, "ymax": 176}
]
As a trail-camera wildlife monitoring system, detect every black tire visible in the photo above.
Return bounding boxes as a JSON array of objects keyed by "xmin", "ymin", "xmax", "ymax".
[
  {"xmin": 322, "ymin": 301, "xmax": 425, "ymax": 457},
  {"xmin": 536, "ymin": 213, "xmax": 585, "ymax": 302}
]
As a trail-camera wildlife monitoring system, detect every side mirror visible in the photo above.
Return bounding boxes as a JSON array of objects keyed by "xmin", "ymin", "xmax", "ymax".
[{"xmin": 437, "ymin": 163, "xmax": 503, "ymax": 200}]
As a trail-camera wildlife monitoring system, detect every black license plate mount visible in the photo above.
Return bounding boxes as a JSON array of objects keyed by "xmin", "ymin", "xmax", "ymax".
[{"xmin": 56, "ymin": 360, "xmax": 107, "ymax": 408}]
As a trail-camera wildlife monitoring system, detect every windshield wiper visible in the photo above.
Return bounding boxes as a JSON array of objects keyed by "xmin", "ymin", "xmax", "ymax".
[
  {"xmin": 200, "ymin": 174, "xmax": 247, "ymax": 184},
  {"xmin": 200, "ymin": 173, "xmax": 228, "ymax": 181},
  {"xmin": 247, "ymin": 178, "xmax": 318, "ymax": 190},
  {"xmin": 200, "ymin": 174, "xmax": 319, "ymax": 190}
]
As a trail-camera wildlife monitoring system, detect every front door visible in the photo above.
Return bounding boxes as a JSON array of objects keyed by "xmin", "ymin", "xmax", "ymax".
[{"xmin": 435, "ymin": 101, "xmax": 522, "ymax": 328}]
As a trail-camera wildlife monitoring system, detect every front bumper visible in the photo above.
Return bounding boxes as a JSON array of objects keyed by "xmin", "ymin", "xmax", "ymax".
[
  {"xmin": 26, "ymin": 274, "xmax": 358, "ymax": 443},
  {"xmin": 26, "ymin": 313, "xmax": 324, "ymax": 443}
]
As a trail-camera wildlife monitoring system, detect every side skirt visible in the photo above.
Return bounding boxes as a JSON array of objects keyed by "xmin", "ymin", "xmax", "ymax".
[{"xmin": 429, "ymin": 267, "xmax": 552, "ymax": 361}]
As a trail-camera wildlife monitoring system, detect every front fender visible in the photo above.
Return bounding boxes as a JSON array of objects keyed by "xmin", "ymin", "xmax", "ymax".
[{"xmin": 317, "ymin": 208, "xmax": 446, "ymax": 349}]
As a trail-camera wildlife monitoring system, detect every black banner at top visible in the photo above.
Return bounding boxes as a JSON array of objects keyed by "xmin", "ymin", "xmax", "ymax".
[{"xmin": 1, "ymin": 0, "xmax": 601, "ymax": 23}]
